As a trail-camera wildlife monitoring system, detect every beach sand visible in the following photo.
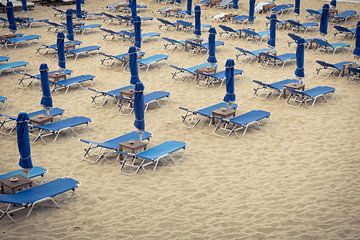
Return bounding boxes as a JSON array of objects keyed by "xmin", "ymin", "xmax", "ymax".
[{"xmin": 0, "ymin": 0, "xmax": 360, "ymax": 239}]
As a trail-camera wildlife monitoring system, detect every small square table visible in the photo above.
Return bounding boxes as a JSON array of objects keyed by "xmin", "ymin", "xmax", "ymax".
[
  {"xmin": 48, "ymin": 72, "xmax": 67, "ymax": 82},
  {"xmin": 30, "ymin": 115, "xmax": 54, "ymax": 126},
  {"xmin": 283, "ymin": 83, "xmax": 305, "ymax": 98},
  {"xmin": 120, "ymin": 88, "xmax": 135, "ymax": 99},
  {"xmin": 119, "ymin": 140, "xmax": 148, "ymax": 161},
  {"xmin": 0, "ymin": 175, "xmax": 33, "ymax": 194},
  {"xmin": 195, "ymin": 67, "xmax": 216, "ymax": 81},
  {"xmin": 212, "ymin": 107, "xmax": 236, "ymax": 125}
]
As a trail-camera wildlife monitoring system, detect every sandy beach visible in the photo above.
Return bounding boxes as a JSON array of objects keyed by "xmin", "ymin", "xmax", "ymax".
[{"xmin": 0, "ymin": 0, "xmax": 360, "ymax": 239}]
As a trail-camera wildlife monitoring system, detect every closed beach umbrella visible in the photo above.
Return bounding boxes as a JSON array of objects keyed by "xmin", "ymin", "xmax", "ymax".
[
  {"xmin": 223, "ymin": 59, "xmax": 236, "ymax": 106},
  {"xmin": 249, "ymin": 0, "xmax": 255, "ymax": 24},
  {"xmin": 295, "ymin": 37, "xmax": 305, "ymax": 79},
  {"xmin": 66, "ymin": 9, "xmax": 74, "ymax": 41},
  {"xmin": 129, "ymin": 46, "xmax": 140, "ymax": 85},
  {"xmin": 40, "ymin": 64, "xmax": 53, "ymax": 111},
  {"xmin": 57, "ymin": 32, "xmax": 66, "ymax": 69},
  {"xmin": 131, "ymin": 0, "xmax": 137, "ymax": 20},
  {"xmin": 194, "ymin": 5, "xmax": 201, "ymax": 37},
  {"xmin": 134, "ymin": 16, "xmax": 141, "ymax": 49},
  {"xmin": 320, "ymin": 4, "xmax": 329, "ymax": 35},
  {"xmin": 6, "ymin": 1, "xmax": 16, "ymax": 32},
  {"xmin": 294, "ymin": 0, "xmax": 300, "ymax": 15},
  {"xmin": 134, "ymin": 82, "xmax": 145, "ymax": 136},
  {"xmin": 76, "ymin": 0, "xmax": 82, "ymax": 19},
  {"xmin": 21, "ymin": 0, "xmax": 28, "ymax": 12},
  {"xmin": 233, "ymin": 0, "xmax": 239, "ymax": 9},
  {"xmin": 330, "ymin": 0, "xmax": 336, "ymax": 8},
  {"xmin": 354, "ymin": 21, "xmax": 360, "ymax": 57},
  {"xmin": 16, "ymin": 112, "xmax": 33, "ymax": 173},
  {"xmin": 268, "ymin": 14, "xmax": 276, "ymax": 48},
  {"xmin": 175, "ymin": 0, "xmax": 181, "ymax": 2},
  {"xmin": 207, "ymin": 27, "xmax": 217, "ymax": 66},
  {"xmin": 186, "ymin": 0, "xmax": 192, "ymax": 15}
]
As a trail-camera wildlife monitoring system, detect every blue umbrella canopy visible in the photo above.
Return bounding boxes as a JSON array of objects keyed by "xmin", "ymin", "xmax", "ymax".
[
  {"xmin": 175, "ymin": 0, "xmax": 181, "ymax": 3},
  {"xmin": 268, "ymin": 14, "xmax": 276, "ymax": 48},
  {"xmin": 249, "ymin": 0, "xmax": 255, "ymax": 24},
  {"xmin": 320, "ymin": 4, "xmax": 329, "ymax": 35},
  {"xmin": 330, "ymin": 0, "xmax": 336, "ymax": 8},
  {"xmin": 40, "ymin": 63, "xmax": 53, "ymax": 110},
  {"xmin": 295, "ymin": 37, "xmax": 305, "ymax": 79},
  {"xmin": 57, "ymin": 32, "xmax": 66, "ymax": 69},
  {"xmin": 233, "ymin": 0, "xmax": 239, "ymax": 9},
  {"xmin": 131, "ymin": 0, "xmax": 137, "ymax": 20},
  {"xmin": 76, "ymin": 0, "xmax": 82, "ymax": 19},
  {"xmin": 6, "ymin": 1, "xmax": 17, "ymax": 32},
  {"xmin": 134, "ymin": 16, "xmax": 141, "ymax": 49},
  {"xmin": 294, "ymin": 0, "xmax": 300, "ymax": 15},
  {"xmin": 354, "ymin": 21, "xmax": 360, "ymax": 57},
  {"xmin": 21, "ymin": 0, "xmax": 28, "ymax": 12},
  {"xmin": 66, "ymin": 9, "xmax": 74, "ymax": 41},
  {"xmin": 186, "ymin": 0, "xmax": 192, "ymax": 15},
  {"xmin": 194, "ymin": 5, "xmax": 201, "ymax": 37},
  {"xmin": 223, "ymin": 59, "xmax": 236, "ymax": 105},
  {"xmin": 16, "ymin": 112, "xmax": 33, "ymax": 170},
  {"xmin": 207, "ymin": 27, "xmax": 217, "ymax": 65},
  {"xmin": 129, "ymin": 46, "xmax": 140, "ymax": 85},
  {"xmin": 134, "ymin": 82, "xmax": 145, "ymax": 134}
]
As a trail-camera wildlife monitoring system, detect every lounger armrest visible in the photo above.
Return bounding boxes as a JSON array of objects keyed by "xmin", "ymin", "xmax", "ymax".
[{"xmin": 179, "ymin": 106, "xmax": 190, "ymax": 112}]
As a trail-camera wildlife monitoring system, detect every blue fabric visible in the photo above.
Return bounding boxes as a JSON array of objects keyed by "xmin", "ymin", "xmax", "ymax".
[
  {"xmin": 249, "ymin": 0, "xmax": 255, "ymax": 24},
  {"xmin": 186, "ymin": 0, "xmax": 192, "ymax": 15},
  {"xmin": 268, "ymin": 14, "xmax": 276, "ymax": 48},
  {"xmin": 66, "ymin": 9, "xmax": 74, "ymax": 41},
  {"xmin": 194, "ymin": 5, "xmax": 201, "ymax": 37},
  {"xmin": 294, "ymin": 0, "xmax": 300, "ymax": 15},
  {"xmin": 76, "ymin": 0, "xmax": 82, "ymax": 18},
  {"xmin": 6, "ymin": 1, "xmax": 16, "ymax": 32},
  {"xmin": 295, "ymin": 37, "xmax": 305, "ymax": 78},
  {"xmin": 230, "ymin": 110, "xmax": 270, "ymax": 126},
  {"xmin": 131, "ymin": 0, "xmax": 137, "ymax": 20},
  {"xmin": 16, "ymin": 112, "xmax": 33, "ymax": 170},
  {"xmin": 223, "ymin": 59, "xmax": 236, "ymax": 103},
  {"xmin": 233, "ymin": 0, "xmax": 239, "ymax": 9},
  {"xmin": 207, "ymin": 27, "xmax": 217, "ymax": 64},
  {"xmin": 134, "ymin": 16, "xmax": 141, "ymax": 49},
  {"xmin": 22, "ymin": 0, "xmax": 28, "ymax": 12},
  {"xmin": 354, "ymin": 21, "xmax": 360, "ymax": 57},
  {"xmin": 136, "ymin": 141, "xmax": 186, "ymax": 161},
  {"xmin": 330, "ymin": 0, "xmax": 336, "ymax": 8},
  {"xmin": 176, "ymin": 0, "xmax": 181, "ymax": 3},
  {"xmin": 39, "ymin": 64, "xmax": 53, "ymax": 109},
  {"xmin": 129, "ymin": 46, "xmax": 140, "ymax": 85},
  {"xmin": 57, "ymin": 32, "xmax": 66, "ymax": 69},
  {"xmin": 0, "ymin": 166, "xmax": 46, "ymax": 180},
  {"xmin": 320, "ymin": 4, "xmax": 329, "ymax": 35},
  {"xmin": 34, "ymin": 117, "xmax": 91, "ymax": 132},
  {"xmin": 134, "ymin": 82, "xmax": 145, "ymax": 132}
]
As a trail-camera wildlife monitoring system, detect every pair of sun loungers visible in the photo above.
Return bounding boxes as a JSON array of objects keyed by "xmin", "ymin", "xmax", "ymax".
[
  {"xmin": 196, "ymin": 69, "xmax": 243, "ymax": 88},
  {"xmin": 36, "ymin": 40, "xmax": 82, "ymax": 55},
  {"xmin": 101, "ymin": 12, "xmax": 153, "ymax": 25},
  {"xmin": 1, "ymin": 34, "xmax": 41, "ymax": 49},
  {"xmin": 333, "ymin": 25, "xmax": 356, "ymax": 39},
  {"xmin": 218, "ymin": 26, "xmax": 270, "ymax": 43},
  {"xmin": 315, "ymin": 60, "xmax": 356, "ymax": 78},
  {"xmin": 311, "ymin": 38, "xmax": 351, "ymax": 54},
  {"xmin": 306, "ymin": 9, "xmax": 357, "ymax": 23}
]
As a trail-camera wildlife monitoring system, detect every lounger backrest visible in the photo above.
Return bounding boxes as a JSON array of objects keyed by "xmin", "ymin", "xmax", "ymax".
[
  {"xmin": 35, "ymin": 116, "xmax": 91, "ymax": 132},
  {"xmin": 55, "ymin": 75, "xmax": 95, "ymax": 86},
  {"xmin": 306, "ymin": 8, "xmax": 321, "ymax": 15},
  {"xmin": 287, "ymin": 33, "xmax": 303, "ymax": 43},
  {"xmin": 313, "ymin": 38, "xmax": 331, "ymax": 48},
  {"xmin": 241, "ymin": 29, "xmax": 258, "ymax": 37},
  {"xmin": 162, "ymin": 37, "xmax": 181, "ymax": 45},
  {"xmin": 335, "ymin": 10, "xmax": 357, "ymax": 18},
  {"xmin": 136, "ymin": 141, "xmax": 186, "ymax": 161},
  {"xmin": 315, "ymin": 60, "xmax": 334, "ymax": 69},
  {"xmin": 235, "ymin": 47, "xmax": 254, "ymax": 56},
  {"xmin": 157, "ymin": 18, "xmax": 173, "ymax": 25},
  {"xmin": 218, "ymin": 0, "xmax": 232, "ymax": 7},
  {"xmin": 219, "ymin": 25, "xmax": 236, "ymax": 33},
  {"xmin": 177, "ymin": 20, "xmax": 193, "ymax": 27},
  {"xmin": 287, "ymin": 19, "xmax": 302, "ymax": 27},
  {"xmin": 333, "ymin": 25, "xmax": 351, "ymax": 33}
]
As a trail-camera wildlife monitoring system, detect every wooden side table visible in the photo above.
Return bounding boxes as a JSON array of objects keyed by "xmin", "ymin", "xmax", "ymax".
[
  {"xmin": 48, "ymin": 72, "xmax": 67, "ymax": 82},
  {"xmin": 30, "ymin": 115, "xmax": 54, "ymax": 126},
  {"xmin": 119, "ymin": 140, "xmax": 147, "ymax": 161},
  {"xmin": 0, "ymin": 175, "xmax": 33, "ymax": 194},
  {"xmin": 283, "ymin": 83, "xmax": 305, "ymax": 98},
  {"xmin": 212, "ymin": 107, "xmax": 236, "ymax": 125}
]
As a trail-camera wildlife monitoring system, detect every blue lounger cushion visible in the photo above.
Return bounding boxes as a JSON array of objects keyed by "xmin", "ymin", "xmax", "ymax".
[
  {"xmin": 0, "ymin": 61, "xmax": 28, "ymax": 73},
  {"xmin": 271, "ymin": 4, "xmax": 294, "ymax": 13},
  {"xmin": 267, "ymin": 79, "xmax": 300, "ymax": 91},
  {"xmin": 235, "ymin": 47, "xmax": 273, "ymax": 57},
  {"xmin": 230, "ymin": 110, "xmax": 271, "ymax": 126},
  {"xmin": 0, "ymin": 96, "xmax": 6, "ymax": 103},
  {"xmin": 144, "ymin": 91, "xmax": 170, "ymax": 104},
  {"xmin": 200, "ymin": 41, "xmax": 225, "ymax": 49},
  {"xmin": 196, "ymin": 102, "xmax": 238, "ymax": 117},
  {"xmin": 141, "ymin": 32, "xmax": 161, "ymax": 39},
  {"xmin": 105, "ymin": 85, "xmax": 133, "ymax": 98},
  {"xmin": 53, "ymin": 75, "xmax": 95, "ymax": 87},
  {"xmin": 67, "ymin": 46, "xmax": 101, "ymax": 54},
  {"xmin": 0, "ymin": 166, "xmax": 47, "ymax": 180},
  {"xmin": 0, "ymin": 56, "xmax": 9, "ymax": 62},
  {"xmin": 136, "ymin": 141, "xmax": 186, "ymax": 161},
  {"xmin": 47, "ymin": 40, "xmax": 82, "ymax": 50},
  {"xmin": 7, "ymin": 35, "xmax": 40, "ymax": 44},
  {"xmin": 138, "ymin": 54, "xmax": 168, "ymax": 65},
  {"xmin": 77, "ymin": 24, "xmax": 101, "ymax": 29},
  {"xmin": 300, "ymin": 86, "xmax": 336, "ymax": 98},
  {"xmin": 35, "ymin": 116, "xmax": 91, "ymax": 132},
  {"xmin": 233, "ymin": 15, "xmax": 250, "ymax": 22},
  {"xmin": 276, "ymin": 53, "xmax": 296, "ymax": 61},
  {"xmin": 162, "ymin": 37, "xmax": 186, "ymax": 45}
]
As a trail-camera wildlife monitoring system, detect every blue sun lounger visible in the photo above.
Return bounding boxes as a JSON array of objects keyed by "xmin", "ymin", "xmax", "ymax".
[
  {"xmin": 88, "ymin": 85, "xmax": 133, "ymax": 105},
  {"xmin": 0, "ymin": 177, "xmax": 79, "ymax": 223},
  {"xmin": 2, "ymin": 35, "xmax": 41, "ymax": 49},
  {"xmin": 196, "ymin": 69, "xmax": 243, "ymax": 87},
  {"xmin": 218, "ymin": 25, "xmax": 241, "ymax": 38},
  {"xmin": 0, "ymin": 56, "xmax": 9, "ymax": 63},
  {"xmin": 260, "ymin": 53, "xmax": 296, "ymax": 68},
  {"xmin": 285, "ymin": 20, "xmax": 318, "ymax": 32},
  {"xmin": 271, "ymin": 4, "xmax": 294, "ymax": 15},
  {"xmin": 36, "ymin": 40, "xmax": 82, "ymax": 55},
  {"xmin": 99, "ymin": 51, "xmax": 145, "ymax": 68},
  {"xmin": 162, "ymin": 37, "xmax": 186, "ymax": 51},
  {"xmin": 333, "ymin": 25, "xmax": 356, "ymax": 39},
  {"xmin": 312, "ymin": 38, "xmax": 351, "ymax": 54},
  {"xmin": 232, "ymin": 15, "xmax": 251, "ymax": 25},
  {"xmin": 315, "ymin": 60, "xmax": 356, "ymax": 77},
  {"xmin": 287, "ymin": 33, "xmax": 314, "ymax": 48},
  {"xmin": 179, "ymin": 102, "xmax": 238, "ymax": 127},
  {"xmin": 0, "ymin": 96, "xmax": 6, "ymax": 103},
  {"xmin": 305, "ymin": 8, "xmax": 322, "ymax": 20},
  {"xmin": 157, "ymin": 18, "xmax": 177, "ymax": 30},
  {"xmin": 169, "ymin": 62, "xmax": 213, "ymax": 79},
  {"xmin": 15, "ymin": 17, "xmax": 49, "ymax": 28},
  {"xmin": 75, "ymin": 24, "xmax": 102, "ymax": 35},
  {"xmin": 51, "ymin": 75, "xmax": 95, "ymax": 94},
  {"xmin": 286, "ymin": 86, "xmax": 336, "ymax": 107},
  {"xmin": 235, "ymin": 47, "xmax": 275, "ymax": 62},
  {"xmin": 217, "ymin": 0, "xmax": 233, "ymax": 9},
  {"xmin": 241, "ymin": 29, "xmax": 270, "ymax": 43},
  {"xmin": 0, "ymin": 166, "xmax": 47, "ymax": 181},
  {"xmin": 101, "ymin": 12, "xmax": 127, "ymax": 25},
  {"xmin": 100, "ymin": 28, "xmax": 130, "ymax": 40},
  {"xmin": 332, "ymin": 10, "xmax": 357, "ymax": 23},
  {"xmin": 137, "ymin": 54, "xmax": 168, "ymax": 71},
  {"xmin": 33, "ymin": 116, "xmax": 91, "ymax": 143},
  {"xmin": 252, "ymin": 79, "xmax": 302, "ymax": 99},
  {"xmin": 214, "ymin": 110, "xmax": 271, "ymax": 137},
  {"xmin": 119, "ymin": 140, "xmax": 186, "ymax": 174},
  {"xmin": 0, "ymin": 107, "xmax": 65, "ymax": 133},
  {"xmin": 66, "ymin": 46, "xmax": 101, "ymax": 60},
  {"xmin": 119, "ymin": 91, "xmax": 170, "ymax": 112},
  {"xmin": 185, "ymin": 40, "xmax": 225, "ymax": 54},
  {"xmin": 80, "ymin": 131, "xmax": 152, "ymax": 163},
  {"xmin": 0, "ymin": 61, "xmax": 28, "ymax": 75}
]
